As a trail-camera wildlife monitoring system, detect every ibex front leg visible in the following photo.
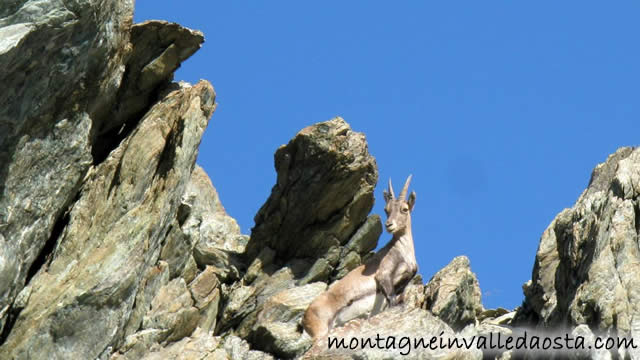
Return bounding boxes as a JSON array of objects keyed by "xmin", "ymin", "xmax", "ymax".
[
  {"xmin": 375, "ymin": 260, "xmax": 415, "ymax": 307},
  {"xmin": 375, "ymin": 271, "xmax": 397, "ymax": 306}
]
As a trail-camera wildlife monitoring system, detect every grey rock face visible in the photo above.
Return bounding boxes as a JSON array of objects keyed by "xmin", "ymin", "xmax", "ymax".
[
  {"xmin": 334, "ymin": 214, "xmax": 382, "ymax": 280},
  {"xmin": 157, "ymin": 163, "xmax": 246, "ymax": 286},
  {"xmin": 97, "ymin": 148, "xmax": 243, "ymax": 358},
  {"xmin": 249, "ymin": 282, "xmax": 326, "ymax": 358},
  {"xmin": 0, "ymin": 0, "xmax": 133, "ymax": 333},
  {"xmin": 114, "ymin": 165, "xmax": 247, "ymax": 360},
  {"xmin": 519, "ymin": 148, "xmax": 640, "ymax": 330},
  {"xmin": 183, "ymin": 165, "xmax": 247, "ymax": 284},
  {"xmin": 517, "ymin": 147, "xmax": 640, "ymax": 359},
  {"xmin": 220, "ymin": 265, "xmax": 302, "ymax": 337},
  {"xmin": 401, "ymin": 256, "xmax": 484, "ymax": 331},
  {"xmin": 93, "ymin": 20, "xmax": 205, "ymax": 162},
  {"xmin": 341, "ymin": 214, "xmax": 382, "ymax": 256},
  {"xmin": 0, "ymin": 80, "xmax": 214, "ymax": 359},
  {"xmin": 122, "ymin": 261, "xmax": 170, "ymax": 340},
  {"xmin": 100, "ymin": 21, "xmax": 203, "ymax": 132},
  {"xmin": 142, "ymin": 278, "xmax": 200, "ymax": 343},
  {"xmin": 423, "ymin": 256, "xmax": 484, "ymax": 330},
  {"xmin": 246, "ymin": 117, "xmax": 378, "ymax": 263}
]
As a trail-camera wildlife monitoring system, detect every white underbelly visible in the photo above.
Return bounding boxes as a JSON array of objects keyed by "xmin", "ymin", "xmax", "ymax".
[{"xmin": 333, "ymin": 292, "xmax": 388, "ymax": 327}]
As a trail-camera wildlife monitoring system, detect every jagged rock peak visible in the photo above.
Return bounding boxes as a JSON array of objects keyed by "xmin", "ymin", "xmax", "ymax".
[
  {"xmin": 247, "ymin": 117, "xmax": 378, "ymax": 262},
  {"xmin": 518, "ymin": 146, "xmax": 640, "ymax": 358},
  {"xmin": 94, "ymin": 20, "xmax": 206, "ymax": 161},
  {"xmin": 0, "ymin": 0, "xmax": 135, "ymax": 340},
  {"xmin": 0, "ymin": 0, "xmax": 215, "ymax": 357}
]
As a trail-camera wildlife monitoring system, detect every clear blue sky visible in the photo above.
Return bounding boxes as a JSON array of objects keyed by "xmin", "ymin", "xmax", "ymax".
[{"xmin": 134, "ymin": 2, "xmax": 640, "ymax": 310}]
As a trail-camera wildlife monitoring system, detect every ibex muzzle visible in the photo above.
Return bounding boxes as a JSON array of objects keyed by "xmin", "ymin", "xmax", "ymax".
[{"xmin": 302, "ymin": 175, "xmax": 418, "ymax": 339}]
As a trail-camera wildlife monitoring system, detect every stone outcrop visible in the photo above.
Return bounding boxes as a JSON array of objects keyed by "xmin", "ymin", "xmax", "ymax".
[
  {"xmin": 422, "ymin": 256, "xmax": 484, "ymax": 330},
  {"xmin": 0, "ymin": 77, "xmax": 214, "ymax": 358},
  {"xmin": 214, "ymin": 118, "xmax": 380, "ymax": 357},
  {"xmin": 112, "ymin": 163, "xmax": 251, "ymax": 360},
  {"xmin": 249, "ymin": 282, "xmax": 326, "ymax": 358},
  {"xmin": 516, "ymin": 147, "xmax": 640, "ymax": 359},
  {"xmin": 93, "ymin": 20, "xmax": 205, "ymax": 162},
  {"xmin": 0, "ymin": 0, "xmax": 223, "ymax": 358},
  {"xmin": 0, "ymin": 0, "xmax": 133, "ymax": 336},
  {"xmin": 246, "ymin": 117, "xmax": 378, "ymax": 264}
]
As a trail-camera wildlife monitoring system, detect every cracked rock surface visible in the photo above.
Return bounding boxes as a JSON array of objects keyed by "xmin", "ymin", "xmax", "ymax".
[
  {"xmin": 246, "ymin": 117, "xmax": 378, "ymax": 263},
  {"xmin": 517, "ymin": 147, "xmax": 640, "ymax": 359},
  {"xmin": 0, "ymin": 0, "xmax": 133, "ymax": 335},
  {"xmin": 0, "ymin": 79, "xmax": 214, "ymax": 359}
]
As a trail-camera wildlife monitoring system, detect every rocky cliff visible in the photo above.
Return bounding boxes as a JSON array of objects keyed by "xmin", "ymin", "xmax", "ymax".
[
  {"xmin": 514, "ymin": 147, "xmax": 640, "ymax": 359},
  {"xmin": 1, "ymin": 2, "xmax": 639, "ymax": 360}
]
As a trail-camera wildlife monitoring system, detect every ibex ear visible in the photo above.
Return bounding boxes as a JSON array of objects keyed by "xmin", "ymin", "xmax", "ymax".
[
  {"xmin": 408, "ymin": 191, "xmax": 416, "ymax": 211},
  {"xmin": 383, "ymin": 190, "xmax": 392, "ymax": 204}
]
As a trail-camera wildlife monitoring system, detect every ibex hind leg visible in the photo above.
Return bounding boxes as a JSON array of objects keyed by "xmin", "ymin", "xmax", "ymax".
[
  {"xmin": 375, "ymin": 273, "xmax": 396, "ymax": 306},
  {"xmin": 334, "ymin": 292, "xmax": 379, "ymax": 327},
  {"xmin": 302, "ymin": 296, "xmax": 334, "ymax": 338}
]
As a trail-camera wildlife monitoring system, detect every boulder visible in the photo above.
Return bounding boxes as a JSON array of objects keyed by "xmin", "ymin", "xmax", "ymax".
[
  {"xmin": 249, "ymin": 282, "xmax": 326, "ymax": 358},
  {"xmin": 189, "ymin": 266, "xmax": 222, "ymax": 333},
  {"xmin": 423, "ymin": 256, "xmax": 484, "ymax": 330},
  {"xmin": 246, "ymin": 117, "xmax": 378, "ymax": 263},
  {"xmin": 142, "ymin": 278, "xmax": 200, "ymax": 343}
]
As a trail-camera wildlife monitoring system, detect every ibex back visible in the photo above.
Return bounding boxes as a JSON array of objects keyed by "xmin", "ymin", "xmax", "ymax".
[{"xmin": 302, "ymin": 175, "xmax": 417, "ymax": 339}]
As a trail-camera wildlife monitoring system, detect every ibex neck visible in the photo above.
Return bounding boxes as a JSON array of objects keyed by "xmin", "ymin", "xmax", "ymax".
[
  {"xmin": 392, "ymin": 230, "xmax": 413, "ymax": 244},
  {"xmin": 391, "ymin": 217, "xmax": 414, "ymax": 247},
  {"xmin": 390, "ymin": 229, "xmax": 416, "ymax": 269}
]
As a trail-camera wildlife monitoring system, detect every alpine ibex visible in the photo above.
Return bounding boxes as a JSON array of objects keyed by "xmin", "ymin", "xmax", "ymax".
[{"xmin": 302, "ymin": 175, "xmax": 417, "ymax": 339}]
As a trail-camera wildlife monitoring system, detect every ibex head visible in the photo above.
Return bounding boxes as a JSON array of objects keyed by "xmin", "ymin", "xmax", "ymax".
[{"xmin": 382, "ymin": 175, "xmax": 416, "ymax": 235}]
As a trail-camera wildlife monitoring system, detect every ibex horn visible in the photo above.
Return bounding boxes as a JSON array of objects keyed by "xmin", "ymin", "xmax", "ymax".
[
  {"xmin": 399, "ymin": 175, "xmax": 412, "ymax": 200},
  {"xmin": 388, "ymin": 178, "xmax": 395, "ymax": 199}
]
